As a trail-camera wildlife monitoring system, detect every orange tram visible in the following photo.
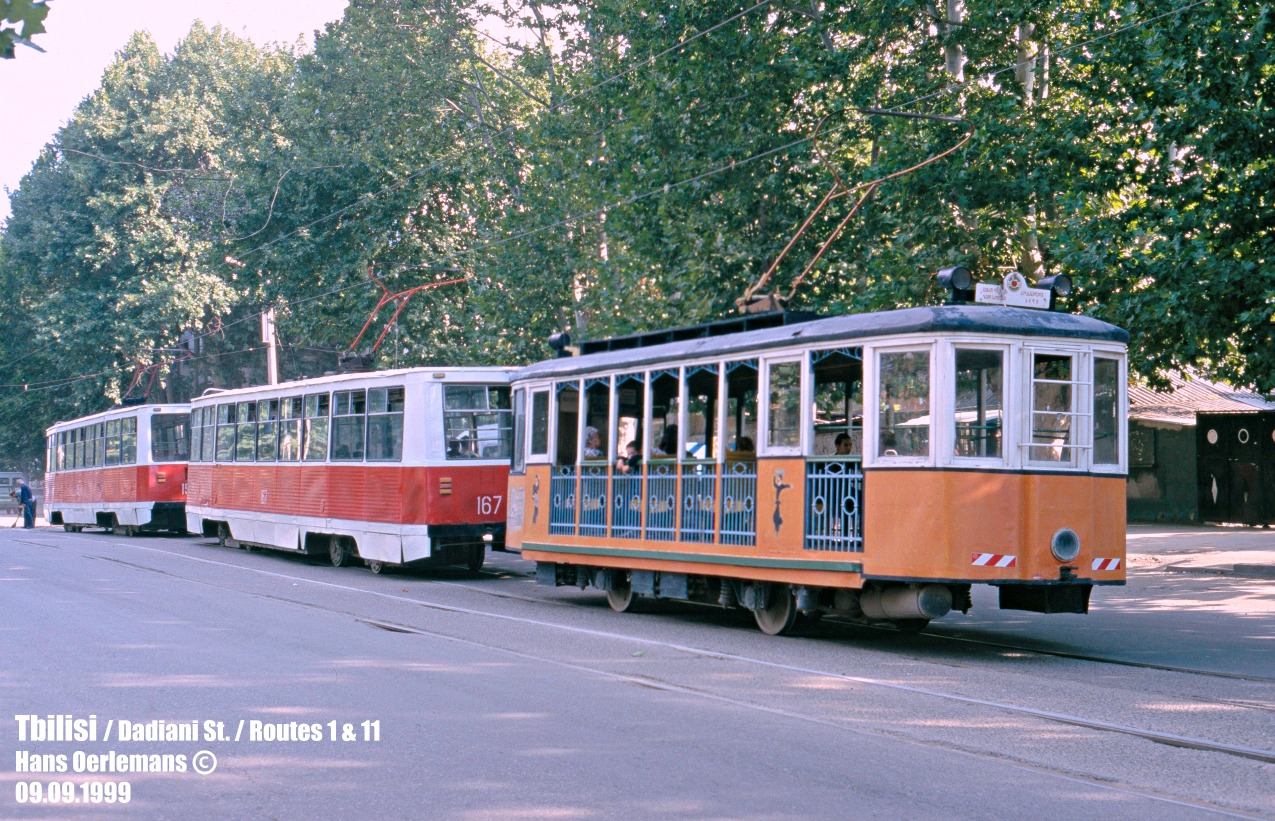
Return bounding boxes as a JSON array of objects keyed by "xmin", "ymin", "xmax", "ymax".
[
  {"xmin": 45, "ymin": 404, "xmax": 192, "ymax": 535},
  {"xmin": 505, "ymin": 298, "xmax": 1129, "ymax": 634}
]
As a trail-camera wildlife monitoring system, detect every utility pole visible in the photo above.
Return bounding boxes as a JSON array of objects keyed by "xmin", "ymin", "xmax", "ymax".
[{"xmin": 261, "ymin": 308, "xmax": 278, "ymax": 385}]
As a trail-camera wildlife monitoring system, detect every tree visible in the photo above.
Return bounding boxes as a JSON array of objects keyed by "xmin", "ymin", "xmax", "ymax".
[{"xmin": 2, "ymin": 0, "xmax": 50, "ymax": 59}]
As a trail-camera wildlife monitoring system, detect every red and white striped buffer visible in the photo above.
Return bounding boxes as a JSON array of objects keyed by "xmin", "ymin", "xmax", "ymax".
[
  {"xmin": 971, "ymin": 552, "xmax": 1017, "ymax": 568},
  {"xmin": 1091, "ymin": 558, "xmax": 1121, "ymax": 571}
]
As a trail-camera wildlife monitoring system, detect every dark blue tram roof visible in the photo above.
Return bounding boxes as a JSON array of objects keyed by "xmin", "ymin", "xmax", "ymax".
[{"xmin": 514, "ymin": 304, "xmax": 1129, "ymax": 381}]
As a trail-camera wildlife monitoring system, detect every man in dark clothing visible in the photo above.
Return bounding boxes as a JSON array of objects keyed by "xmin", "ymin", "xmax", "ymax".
[{"xmin": 16, "ymin": 479, "xmax": 34, "ymax": 528}]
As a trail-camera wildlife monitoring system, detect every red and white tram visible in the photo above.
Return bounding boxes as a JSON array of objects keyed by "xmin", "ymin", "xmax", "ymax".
[
  {"xmin": 185, "ymin": 367, "xmax": 515, "ymax": 572},
  {"xmin": 45, "ymin": 404, "xmax": 191, "ymax": 534}
]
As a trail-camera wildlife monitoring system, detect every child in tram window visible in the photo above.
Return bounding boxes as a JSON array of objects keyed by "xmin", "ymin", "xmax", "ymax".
[
  {"xmin": 653, "ymin": 424, "xmax": 679, "ymax": 457},
  {"xmin": 834, "ymin": 432, "xmax": 853, "ymax": 456},
  {"xmin": 616, "ymin": 440, "xmax": 641, "ymax": 474}
]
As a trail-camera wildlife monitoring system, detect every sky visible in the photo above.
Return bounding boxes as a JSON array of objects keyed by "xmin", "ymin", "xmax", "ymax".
[{"xmin": 0, "ymin": 0, "xmax": 351, "ymax": 224}]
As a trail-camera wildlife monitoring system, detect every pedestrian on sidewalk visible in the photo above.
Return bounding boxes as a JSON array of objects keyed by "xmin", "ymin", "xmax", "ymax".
[{"xmin": 16, "ymin": 478, "xmax": 34, "ymax": 528}]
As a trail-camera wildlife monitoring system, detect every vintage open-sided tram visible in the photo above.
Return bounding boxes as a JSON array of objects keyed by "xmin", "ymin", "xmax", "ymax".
[
  {"xmin": 185, "ymin": 367, "xmax": 515, "ymax": 572},
  {"xmin": 505, "ymin": 294, "xmax": 1128, "ymax": 633},
  {"xmin": 45, "ymin": 404, "xmax": 191, "ymax": 534}
]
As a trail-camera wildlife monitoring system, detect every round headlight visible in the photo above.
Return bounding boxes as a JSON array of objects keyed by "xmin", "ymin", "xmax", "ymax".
[{"xmin": 1051, "ymin": 528, "xmax": 1081, "ymax": 563}]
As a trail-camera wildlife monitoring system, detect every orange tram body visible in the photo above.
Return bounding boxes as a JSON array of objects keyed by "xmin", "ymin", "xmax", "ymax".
[
  {"xmin": 45, "ymin": 404, "xmax": 191, "ymax": 535},
  {"xmin": 505, "ymin": 304, "xmax": 1129, "ymax": 634},
  {"xmin": 184, "ymin": 367, "xmax": 515, "ymax": 572}
]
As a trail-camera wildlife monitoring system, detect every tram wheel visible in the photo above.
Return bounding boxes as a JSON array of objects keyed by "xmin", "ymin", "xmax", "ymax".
[
  {"xmin": 216, "ymin": 523, "xmax": 231, "ymax": 548},
  {"xmin": 63, "ymin": 524, "xmax": 74, "ymax": 532},
  {"xmin": 119, "ymin": 525, "xmax": 136, "ymax": 537},
  {"xmin": 329, "ymin": 539, "xmax": 350, "ymax": 568},
  {"xmin": 892, "ymin": 618, "xmax": 930, "ymax": 634},
  {"xmin": 754, "ymin": 586, "xmax": 799, "ymax": 636},
  {"xmin": 466, "ymin": 544, "xmax": 485, "ymax": 572},
  {"xmin": 367, "ymin": 560, "xmax": 385, "ymax": 575},
  {"xmin": 605, "ymin": 573, "xmax": 639, "ymax": 613}
]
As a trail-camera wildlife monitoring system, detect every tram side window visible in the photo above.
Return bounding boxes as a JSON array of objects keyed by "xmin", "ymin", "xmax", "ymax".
[
  {"xmin": 583, "ymin": 379, "xmax": 610, "ymax": 461},
  {"xmin": 1030, "ymin": 353, "xmax": 1076, "ymax": 464},
  {"xmin": 512, "ymin": 388, "xmax": 527, "ymax": 473},
  {"xmin": 279, "ymin": 397, "xmax": 303, "ymax": 462},
  {"xmin": 54, "ymin": 432, "xmax": 64, "ymax": 471},
  {"xmin": 726, "ymin": 361, "xmax": 759, "ymax": 455},
  {"xmin": 554, "ymin": 382, "xmax": 579, "ymax": 464},
  {"xmin": 121, "ymin": 417, "xmax": 138, "ymax": 464},
  {"xmin": 216, "ymin": 404, "xmax": 235, "ymax": 461},
  {"xmin": 443, "ymin": 385, "xmax": 512, "ymax": 460},
  {"xmin": 530, "ymin": 390, "xmax": 550, "ymax": 456},
  {"xmin": 200, "ymin": 407, "xmax": 216, "ymax": 462},
  {"xmin": 93, "ymin": 423, "xmax": 106, "ymax": 467},
  {"xmin": 105, "ymin": 419, "xmax": 122, "ymax": 466},
  {"xmin": 152, "ymin": 414, "xmax": 190, "ymax": 462},
  {"xmin": 190, "ymin": 409, "xmax": 203, "ymax": 462},
  {"xmin": 616, "ymin": 373, "xmax": 645, "ymax": 463},
  {"xmin": 235, "ymin": 402, "xmax": 257, "ymax": 462},
  {"xmin": 810, "ymin": 349, "xmax": 863, "ymax": 456},
  {"xmin": 367, "ymin": 386, "xmax": 404, "ymax": 462},
  {"xmin": 953, "ymin": 349, "xmax": 1004, "ymax": 459},
  {"xmin": 304, "ymin": 394, "xmax": 331, "ymax": 461},
  {"xmin": 767, "ymin": 361, "xmax": 802, "ymax": 449},
  {"xmin": 685, "ymin": 365, "xmax": 719, "ymax": 460},
  {"xmin": 878, "ymin": 350, "xmax": 930, "ymax": 457},
  {"xmin": 1094, "ymin": 357, "xmax": 1121, "ymax": 465},
  {"xmin": 255, "ymin": 401, "xmax": 279, "ymax": 462},
  {"xmin": 650, "ymin": 370, "xmax": 680, "ymax": 458}
]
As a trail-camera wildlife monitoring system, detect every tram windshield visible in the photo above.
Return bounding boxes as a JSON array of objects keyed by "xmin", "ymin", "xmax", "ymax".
[
  {"xmin": 151, "ymin": 413, "xmax": 191, "ymax": 462},
  {"xmin": 444, "ymin": 385, "xmax": 512, "ymax": 460}
]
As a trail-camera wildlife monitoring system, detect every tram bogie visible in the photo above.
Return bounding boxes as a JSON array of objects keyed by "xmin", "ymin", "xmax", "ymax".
[
  {"xmin": 507, "ymin": 297, "xmax": 1129, "ymax": 634},
  {"xmin": 185, "ymin": 366, "xmax": 515, "ymax": 573}
]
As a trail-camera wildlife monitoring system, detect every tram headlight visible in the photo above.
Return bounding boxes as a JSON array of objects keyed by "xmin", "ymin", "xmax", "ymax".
[
  {"xmin": 936, "ymin": 266, "xmax": 974, "ymax": 303},
  {"xmin": 1050, "ymin": 528, "xmax": 1081, "ymax": 563}
]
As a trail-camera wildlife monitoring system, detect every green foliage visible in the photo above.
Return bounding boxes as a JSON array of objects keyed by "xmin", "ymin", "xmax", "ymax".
[
  {"xmin": 1, "ymin": 0, "xmax": 1273, "ymax": 471},
  {"xmin": 1, "ymin": 0, "xmax": 49, "ymax": 59}
]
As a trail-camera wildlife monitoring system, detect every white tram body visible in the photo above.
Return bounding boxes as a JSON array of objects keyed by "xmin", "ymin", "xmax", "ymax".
[{"xmin": 185, "ymin": 367, "xmax": 515, "ymax": 570}]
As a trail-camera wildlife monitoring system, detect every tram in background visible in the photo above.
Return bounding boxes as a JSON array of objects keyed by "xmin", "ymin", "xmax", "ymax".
[
  {"xmin": 45, "ymin": 404, "xmax": 191, "ymax": 535},
  {"xmin": 505, "ymin": 273, "xmax": 1128, "ymax": 634},
  {"xmin": 185, "ymin": 367, "xmax": 515, "ymax": 573}
]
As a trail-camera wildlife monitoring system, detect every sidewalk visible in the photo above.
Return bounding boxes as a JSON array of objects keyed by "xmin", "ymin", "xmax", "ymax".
[{"xmin": 1127, "ymin": 524, "xmax": 1275, "ymax": 579}]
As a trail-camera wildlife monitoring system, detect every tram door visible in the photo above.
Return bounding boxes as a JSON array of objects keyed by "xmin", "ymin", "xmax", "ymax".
[{"xmin": 1197, "ymin": 413, "xmax": 1270, "ymax": 525}]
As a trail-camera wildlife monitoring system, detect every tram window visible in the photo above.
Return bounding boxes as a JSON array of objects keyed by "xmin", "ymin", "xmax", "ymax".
[
  {"xmin": 650, "ymin": 370, "xmax": 680, "ymax": 458},
  {"xmin": 216, "ymin": 404, "xmax": 235, "ymax": 462},
  {"xmin": 279, "ymin": 397, "xmax": 303, "ymax": 462},
  {"xmin": 190, "ymin": 410, "xmax": 203, "ymax": 463},
  {"xmin": 89, "ymin": 423, "xmax": 102, "ymax": 467},
  {"xmin": 105, "ymin": 418, "xmax": 121, "ymax": 466},
  {"xmin": 530, "ymin": 390, "xmax": 550, "ymax": 456},
  {"xmin": 767, "ymin": 361, "xmax": 802, "ymax": 449},
  {"xmin": 810, "ymin": 349, "xmax": 863, "ymax": 456},
  {"xmin": 331, "ymin": 389, "xmax": 366, "ymax": 461},
  {"xmin": 686, "ymin": 365, "xmax": 719, "ymax": 460},
  {"xmin": 201, "ymin": 406, "xmax": 217, "ymax": 462},
  {"xmin": 726, "ymin": 360, "xmax": 759, "ymax": 454},
  {"xmin": 54, "ymin": 432, "xmax": 64, "ymax": 471},
  {"xmin": 304, "ymin": 393, "xmax": 330, "ymax": 461},
  {"xmin": 615, "ymin": 373, "xmax": 645, "ymax": 463},
  {"xmin": 953, "ymin": 349, "xmax": 1003, "ymax": 459},
  {"xmin": 554, "ymin": 382, "xmax": 580, "ymax": 464},
  {"xmin": 512, "ymin": 388, "xmax": 527, "ymax": 473},
  {"xmin": 121, "ymin": 417, "xmax": 138, "ymax": 464},
  {"xmin": 444, "ymin": 385, "xmax": 512, "ymax": 460},
  {"xmin": 152, "ymin": 414, "xmax": 190, "ymax": 462},
  {"xmin": 255, "ymin": 401, "xmax": 279, "ymax": 462},
  {"xmin": 878, "ymin": 350, "xmax": 931, "ymax": 457},
  {"xmin": 1094, "ymin": 357, "xmax": 1121, "ymax": 465},
  {"xmin": 235, "ymin": 402, "xmax": 257, "ymax": 462},
  {"xmin": 1030, "ymin": 353, "xmax": 1076, "ymax": 464},
  {"xmin": 367, "ymin": 386, "xmax": 405, "ymax": 461},
  {"xmin": 583, "ymin": 379, "xmax": 610, "ymax": 461}
]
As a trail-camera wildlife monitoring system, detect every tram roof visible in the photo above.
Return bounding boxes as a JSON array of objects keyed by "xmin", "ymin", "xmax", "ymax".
[
  {"xmin": 515, "ymin": 304, "xmax": 1129, "ymax": 380},
  {"xmin": 187, "ymin": 365, "xmax": 517, "ymax": 405},
  {"xmin": 47, "ymin": 403, "xmax": 191, "ymax": 435}
]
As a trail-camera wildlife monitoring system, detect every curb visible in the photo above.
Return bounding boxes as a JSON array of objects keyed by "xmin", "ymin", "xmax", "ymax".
[{"xmin": 1163, "ymin": 563, "xmax": 1275, "ymax": 579}]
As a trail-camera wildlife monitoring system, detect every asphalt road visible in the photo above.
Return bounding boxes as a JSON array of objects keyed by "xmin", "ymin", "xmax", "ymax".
[{"xmin": 2, "ymin": 525, "xmax": 1273, "ymax": 819}]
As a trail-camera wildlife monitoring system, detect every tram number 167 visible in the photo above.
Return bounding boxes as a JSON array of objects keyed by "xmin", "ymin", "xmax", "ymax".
[{"xmin": 477, "ymin": 495, "xmax": 503, "ymax": 516}]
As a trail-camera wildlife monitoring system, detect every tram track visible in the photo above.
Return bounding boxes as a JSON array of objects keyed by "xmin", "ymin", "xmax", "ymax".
[{"xmin": 25, "ymin": 530, "xmax": 1275, "ymax": 775}]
